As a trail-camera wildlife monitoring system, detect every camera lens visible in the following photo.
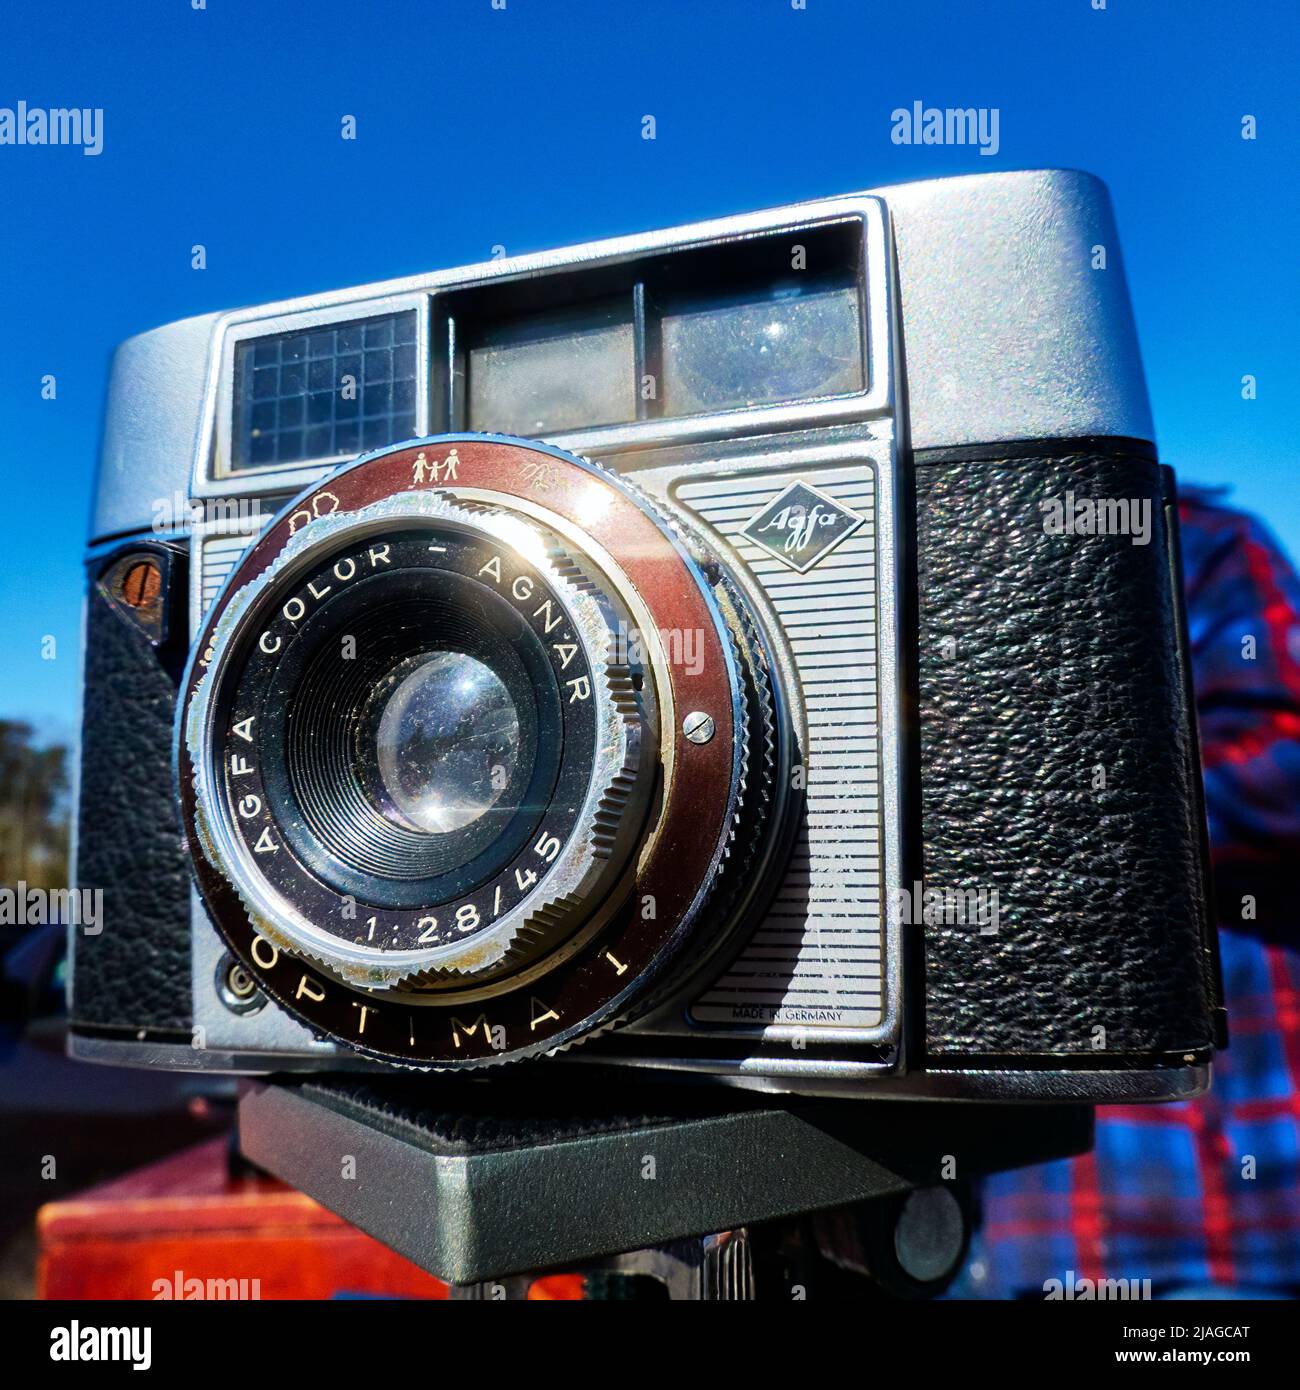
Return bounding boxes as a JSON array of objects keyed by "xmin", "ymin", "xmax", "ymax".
[
  {"xmin": 260, "ymin": 548, "xmax": 559, "ymax": 910},
  {"xmin": 188, "ymin": 485, "xmax": 670, "ymax": 999},
  {"xmin": 368, "ymin": 651, "xmax": 521, "ymax": 835},
  {"xmin": 181, "ymin": 439, "xmax": 775, "ymax": 1068}
]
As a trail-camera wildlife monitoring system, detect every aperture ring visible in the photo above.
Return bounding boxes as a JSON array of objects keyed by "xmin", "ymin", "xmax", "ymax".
[{"xmin": 186, "ymin": 489, "xmax": 646, "ymax": 991}]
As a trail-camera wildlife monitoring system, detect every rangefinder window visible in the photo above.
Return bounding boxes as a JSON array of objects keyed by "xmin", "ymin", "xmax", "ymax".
[
  {"xmin": 231, "ymin": 310, "xmax": 418, "ymax": 471},
  {"xmin": 464, "ymin": 297, "xmax": 636, "ymax": 436}
]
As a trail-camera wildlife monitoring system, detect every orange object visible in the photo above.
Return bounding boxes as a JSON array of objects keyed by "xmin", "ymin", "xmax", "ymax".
[
  {"xmin": 37, "ymin": 1136, "xmax": 447, "ymax": 1300},
  {"xmin": 527, "ymin": 1274, "xmax": 586, "ymax": 1300}
]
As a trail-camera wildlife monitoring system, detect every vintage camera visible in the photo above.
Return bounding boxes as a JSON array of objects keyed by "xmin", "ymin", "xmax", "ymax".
[{"xmin": 70, "ymin": 170, "xmax": 1223, "ymax": 1100}]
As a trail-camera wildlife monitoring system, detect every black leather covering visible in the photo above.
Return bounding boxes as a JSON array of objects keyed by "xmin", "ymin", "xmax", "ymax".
[
  {"xmin": 914, "ymin": 449, "xmax": 1218, "ymax": 1062},
  {"xmin": 71, "ymin": 548, "xmax": 192, "ymax": 1039}
]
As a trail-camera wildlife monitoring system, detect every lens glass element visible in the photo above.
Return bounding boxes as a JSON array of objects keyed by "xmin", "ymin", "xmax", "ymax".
[
  {"xmin": 373, "ymin": 651, "xmax": 521, "ymax": 835},
  {"xmin": 248, "ymin": 534, "xmax": 564, "ymax": 910}
]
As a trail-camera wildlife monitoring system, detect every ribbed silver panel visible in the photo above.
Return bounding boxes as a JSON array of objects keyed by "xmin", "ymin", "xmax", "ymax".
[
  {"xmin": 190, "ymin": 525, "xmax": 263, "ymax": 633},
  {"xmin": 675, "ymin": 466, "xmax": 885, "ymax": 1034}
]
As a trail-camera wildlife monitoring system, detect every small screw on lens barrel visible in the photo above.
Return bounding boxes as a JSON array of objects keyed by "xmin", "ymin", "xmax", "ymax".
[
  {"xmin": 683, "ymin": 711, "xmax": 715, "ymax": 744},
  {"xmin": 216, "ymin": 952, "xmax": 265, "ymax": 1016}
]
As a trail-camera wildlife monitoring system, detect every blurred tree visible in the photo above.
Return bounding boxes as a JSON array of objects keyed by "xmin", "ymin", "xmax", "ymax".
[{"xmin": 0, "ymin": 721, "xmax": 70, "ymax": 893}]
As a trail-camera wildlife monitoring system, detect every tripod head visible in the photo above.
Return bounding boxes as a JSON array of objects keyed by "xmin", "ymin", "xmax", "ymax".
[{"xmin": 239, "ymin": 1073, "xmax": 1092, "ymax": 1298}]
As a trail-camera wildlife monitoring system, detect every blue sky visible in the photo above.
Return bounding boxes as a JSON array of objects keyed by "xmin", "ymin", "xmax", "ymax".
[{"xmin": 0, "ymin": 0, "xmax": 1295, "ymax": 745}]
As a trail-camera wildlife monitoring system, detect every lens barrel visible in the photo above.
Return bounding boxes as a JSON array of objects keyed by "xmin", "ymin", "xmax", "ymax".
[{"xmin": 179, "ymin": 438, "xmax": 777, "ymax": 1066}]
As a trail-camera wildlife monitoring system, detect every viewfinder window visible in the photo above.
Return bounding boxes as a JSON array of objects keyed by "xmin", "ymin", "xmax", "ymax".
[
  {"xmin": 438, "ymin": 218, "xmax": 866, "ymax": 436},
  {"xmin": 658, "ymin": 275, "xmax": 863, "ymax": 417}
]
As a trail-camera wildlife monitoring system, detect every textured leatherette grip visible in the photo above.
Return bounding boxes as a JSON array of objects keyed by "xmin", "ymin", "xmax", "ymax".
[
  {"xmin": 72, "ymin": 555, "xmax": 192, "ymax": 1039},
  {"xmin": 915, "ymin": 450, "xmax": 1216, "ymax": 1062}
]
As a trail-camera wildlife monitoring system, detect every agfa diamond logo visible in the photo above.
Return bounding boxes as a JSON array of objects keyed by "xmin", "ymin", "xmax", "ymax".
[{"xmin": 738, "ymin": 480, "xmax": 863, "ymax": 573}]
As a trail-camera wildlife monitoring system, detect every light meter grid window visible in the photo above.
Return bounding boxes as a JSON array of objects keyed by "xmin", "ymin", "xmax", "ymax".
[{"xmin": 233, "ymin": 311, "xmax": 418, "ymax": 470}]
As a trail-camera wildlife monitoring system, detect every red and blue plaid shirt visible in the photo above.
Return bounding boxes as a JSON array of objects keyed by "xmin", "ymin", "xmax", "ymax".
[{"xmin": 958, "ymin": 488, "xmax": 1300, "ymax": 1298}]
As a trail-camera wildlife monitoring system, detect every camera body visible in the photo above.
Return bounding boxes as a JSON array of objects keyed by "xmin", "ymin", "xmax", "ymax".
[{"xmin": 71, "ymin": 170, "xmax": 1223, "ymax": 1100}]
